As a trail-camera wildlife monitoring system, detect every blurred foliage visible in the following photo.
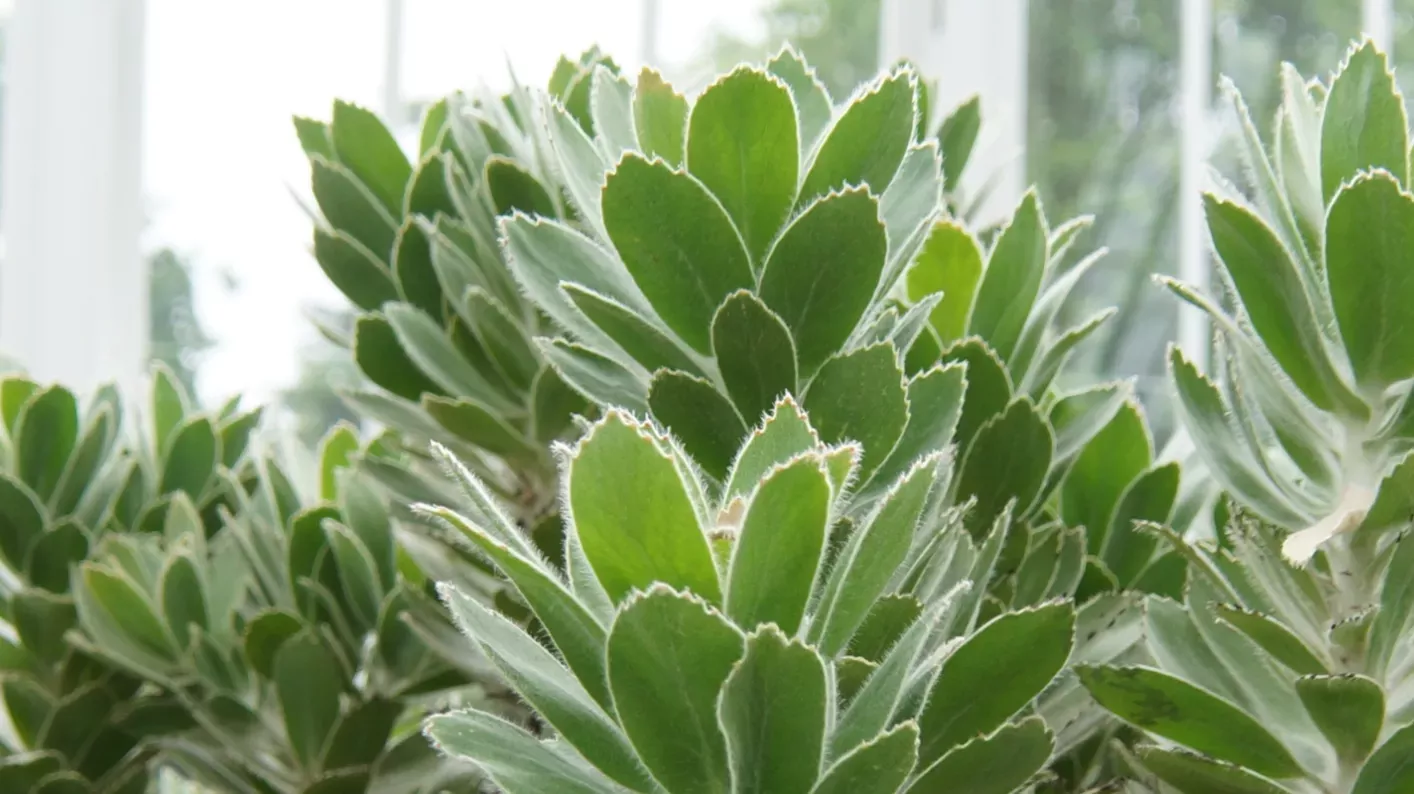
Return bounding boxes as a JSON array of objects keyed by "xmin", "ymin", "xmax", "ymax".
[
  {"xmin": 149, "ymin": 249, "xmax": 214, "ymax": 403},
  {"xmin": 705, "ymin": 0, "xmax": 880, "ymax": 97}
]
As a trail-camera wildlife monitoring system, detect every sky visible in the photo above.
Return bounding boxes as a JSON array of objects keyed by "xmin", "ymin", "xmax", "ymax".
[{"xmin": 142, "ymin": 0, "xmax": 768, "ymax": 407}]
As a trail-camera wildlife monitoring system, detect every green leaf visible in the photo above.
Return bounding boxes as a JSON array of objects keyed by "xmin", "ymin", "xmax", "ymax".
[
  {"xmin": 15, "ymin": 386, "xmax": 79, "ymax": 503},
  {"xmin": 1214, "ymin": 605, "xmax": 1327, "ymax": 676},
  {"xmin": 331, "ymin": 99, "xmax": 412, "ymax": 216},
  {"xmin": 1049, "ymin": 383, "xmax": 1127, "ymax": 465},
  {"xmin": 869, "ymin": 363, "xmax": 964, "ymax": 490},
  {"xmin": 712, "ymin": 290, "xmax": 798, "ymax": 426},
  {"xmin": 1102, "ymin": 463, "xmax": 1179, "ymax": 586},
  {"xmin": 321, "ymin": 698, "xmax": 399, "ymax": 773},
  {"xmin": 441, "ymin": 585, "xmax": 650, "ymax": 789},
  {"xmin": 531, "ymin": 366, "xmax": 587, "ymax": 444},
  {"xmin": 766, "ymin": 46, "xmax": 831, "ymax": 147},
  {"xmin": 803, "ymin": 343, "xmax": 908, "ymax": 481},
  {"xmin": 1136, "ymin": 746, "xmax": 1288, "ymax": 794},
  {"xmin": 406, "ymin": 151, "xmax": 458, "ymax": 218},
  {"xmin": 633, "ymin": 68, "xmax": 688, "ymax": 167},
  {"xmin": 427, "ymin": 710, "xmax": 622, "ymax": 794},
  {"xmin": 1353, "ymin": 722, "xmax": 1414, "ymax": 794},
  {"xmin": 0, "ymin": 474, "xmax": 45, "ymax": 574},
  {"xmin": 274, "ymin": 632, "xmax": 344, "ymax": 772},
  {"xmin": 295, "ymin": 115, "xmax": 334, "ymax": 159},
  {"xmin": 812, "ymin": 722, "xmax": 919, "ymax": 794},
  {"xmin": 0, "ymin": 378, "xmax": 39, "ymax": 438},
  {"xmin": 385, "ymin": 304, "xmax": 513, "ymax": 410},
  {"xmin": 943, "ymin": 338, "xmax": 1013, "ymax": 453},
  {"xmin": 547, "ymin": 100, "xmax": 610, "ymax": 236},
  {"xmin": 608, "ymin": 586, "xmax": 744, "ymax": 794},
  {"xmin": 562, "ymin": 284, "xmax": 701, "ymax": 377},
  {"xmin": 938, "ymin": 95, "xmax": 981, "ymax": 192},
  {"xmin": 353, "ymin": 314, "xmax": 444, "ymax": 401},
  {"xmin": 686, "ymin": 66, "xmax": 798, "ymax": 265},
  {"xmin": 25, "ymin": 521, "xmax": 88, "ymax": 594},
  {"xmin": 1021, "ymin": 308, "xmax": 1115, "ymax": 398},
  {"xmin": 317, "ymin": 423, "xmax": 359, "ymax": 502},
  {"xmin": 602, "ymin": 154, "xmax": 753, "ymax": 354},
  {"xmin": 759, "ymin": 187, "xmax": 888, "ymax": 375},
  {"xmin": 1326, "ymin": 172, "xmax": 1414, "ymax": 390},
  {"xmin": 391, "ymin": 220, "xmax": 442, "ymax": 319},
  {"xmin": 724, "ymin": 396, "xmax": 820, "ymax": 501},
  {"xmin": 831, "ymin": 598, "xmax": 937, "ymax": 756},
  {"xmin": 718, "ymin": 627, "xmax": 827, "ymax": 794},
  {"xmin": 968, "ymin": 191, "xmax": 1047, "ymax": 362},
  {"xmin": 424, "ymin": 395, "xmax": 537, "ymax": 462},
  {"xmin": 426, "ymin": 505, "xmax": 610, "ymax": 708},
  {"xmin": 313, "ymin": 228, "xmax": 399, "ymax": 311},
  {"xmin": 1369, "ymin": 523, "xmax": 1414, "ymax": 679},
  {"xmin": 813, "ymin": 456, "xmax": 938, "ymax": 655},
  {"xmin": 464, "ymin": 287, "xmax": 538, "ymax": 391},
  {"xmin": 485, "ymin": 156, "xmax": 557, "ymax": 218},
  {"xmin": 160, "ymin": 417, "xmax": 218, "ymax": 497},
  {"xmin": 955, "ymin": 399, "xmax": 1053, "ymax": 536},
  {"xmin": 648, "ymin": 370, "xmax": 746, "ymax": 483},
  {"xmin": 907, "ymin": 220, "xmax": 983, "ymax": 345},
  {"xmin": 151, "ymin": 364, "xmax": 188, "ymax": 458},
  {"xmin": 311, "ymin": 156, "xmax": 397, "ymax": 262},
  {"xmin": 799, "ymin": 68, "xmax": 915, "ymax": 203},
  {"xmin": 82, "ymin": 564, "xmax": 176, "ymax": 661},
  {"xmin": 243, "ymin": 609, "xmax": 303, "ymax": 678},
  {"xmin": 569, "ymin": 412, "xmax": 721, "ymax": 604},
  {"xmin": 908, "ymin": 716, "xmax": 1053, "ymax": 794},
  {"xmin": 918, "ymin": 602, "xmax": 1074, "ymax": 764},
  {"xmin": 725, "ymin": 454, "xmax": 831, "ymax": 635},
  {"xmin": 1321, "ymin": 40, "xmax": 1408, "ymax": 203},
  {"xmin": 848, "ymin": 594, "xmax": 923, "ymax": 662},
  {"xmin": 538, "ymin": 338, "xmax": 649, "ymax": 415},
  {"xmin": 2, "ymin": 677, "xmax": 52, "ymax": 747},
  {"xmin": 591, "ymin": 66, "xmax": 637, "ymax": 155},
  {"xmin": 1076, "ymin": 665, "xmax": 1303, "ymax": 778},
  {"xmin": 1295, "ymin": 673, "xmax": 1383, "ymax": 765},
  {"xmin": 159, "ymin": 554, "xmax": 206, "ymax": 650},
  {"xmin": 13, "ymin": 588, "xmax": 77, "ymax": 664},
  {"xmin": 1061, "ymin": 400, "xmax": 1151, "ymax": 554},
  {"xmin": 1205, "ymin": 194, "xmax": 1366, "ymax": 413}
]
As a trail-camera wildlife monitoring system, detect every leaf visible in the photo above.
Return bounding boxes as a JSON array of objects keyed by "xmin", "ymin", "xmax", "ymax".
[
  {"xmin": 918, "ymin": 602, "xmax": 1074, "ymax": 764},
  {"xmin": 607, "ymin": 586, "xmax": 744, "ymax": 794},
  {"xmin": 1136, "ymin": 746, "xmax": 1288, "ymax": 794},
  {"xmin": 633, "ymin": 68, "xmax": 688, "ymax": 167},
  {"xmin": 1205, "ymin": 194, "xmax": 1366, "ymax": 412},
  {"xmin": 151, "ymin": 364, "xmax": 188, "ymax": 458},
  {"xmin": 353, "ymin": 314, "xmax": 444, "ymax": 401},
  {"xmin": 81, "ymin": 565, "xmax": 177, "ymax": 661},
  {"xmin": 868, "ymin": 363, "xmax": 965, "ymax": 490},
  {"xmin": 724, "ymin": 396, "xmax": 820, "ymax": 501},
  {"xmin": 531, "ymin": 366, "xmax": 587, "ymax": 444},
  {"xmin": 243, "ymin": 609, "xmax": 303, "ymax": 678},
  {"xmin": 159, "ymin": 554, "xmax": 207, "ymax": 650},
  {"xmin": 25, "ymin": 521, "xmax": 88, "ymax": 594},
  {"xmin": 391, "ymin": 220, "xmax": 443, "ymax": 320},
  {"xmin": 464, "ymin": 288, "xmax": 539, "ymax": 391},
  {"xmin": 766, "ymin": 46, "xmax": 831, "ymax": 147},
  {"xmin": 718, "ymin": 627, "xmax": 827, "ymax": 794},
  {"xmin": 647, "ymin": 370, "xmax": 747, "ymax": 482},
  {"xmin": 406, "ymin": 151, "xmax": 458, "ymax": 218},
  {"xmin": 968, "ymin": 191, "xmax": 1047, "ymax": 361},
  {"xmin": 13, "ymin": 588, "xmax": 77, "ymax": 664},
  {"xmin": 546, "ymin": 99, "xmax": 610, "ymax": 238},
  {"xmin": 602, "ymin": 154, "xmax": 753, "ymax": 354},
  {"xmin": 1062, "ymin": 400, "xmax": 1151, "ymax": 553},
  {"xmin": 563, "ymin": 283, "xmax": 701, "ymax": 377},
  {"xmin": 1049, "ymin": 383, "xmax": 1128, "ymax": 465},
  {"xmin": 1021, "ymin": 308, "xmax": 1115, "ymax": 398},
  {"xmin": 321, "ymin": 698, "xmax": 400, "ymax": 773},
  {"xmin": 812, "ymin": 722, "xmax": 919, "ymax": 794},
  {"xmin": 759, "ymin": 188, "xmax": 888, "ymax": 375},
  {"xmin": 803, "ymin": 343, "xmax": 908, "ymax": 481},
  {"xmin": 538, "ymin": 338, "xmax": 649, "ymax": 415},
  {"xmin": 1326, "ymin": 172, "xmax": 1414, "ymax": 390},
  {"xmin": 385, "ymin": 304, "xmax": 513, "ymax": 410},
  {"xmin": 1321, "ymin": 41, "xmax": 1408, "ymax": 203},
  {"xmin": 424, "ymin": 395, "xmax": 537, "ymax": 462},
  {"xmin": 1102, "ymin": 463, "xmax": 1180, "ymax": 587},
  {"xmin": 485, "ymin": 157, "xmax": 557, "ymax": 218},
  {"xmin": 0, "ymin": 474, "xmax": 45, "ymax": 574},
  {"xmin": 310, "ymin": 156, "xmax": 398, "ymax": 261},
  {"xmin": 712, "ymin": 291, "xmax": 798, "ymax": 426},
  {"xmin": 295, "ymin": 115, "xmax": 334, "ymax": 158},
  {"xmin": 3, "ymin": 678, "xmax": 52, "ymax": 747},
  {"xmin": 425, "ymin": 505, "xmax": 610, "ymax": 709},
  {"xmin": 1369, "ymin": 525, "xmax": 1414, "ymax": 679},
  {"xmin": 591, "ymin": 66, "xmax": 638, "ymax": 156},
  {"xmin": 908, "ymin": 716, "xmax": 1053, "ymax": 794},
  {"xmin": 686, "ymin": 66, "xmax": 798, "ymax": 265},
  {"xmin": 313, "ymin": 229, "xmax": 399, "ymax": 311},
  {"xmin": 831, "ymin": 597, "xmax": 937, "ymax": 756},
  {"xmin": 161, "ymin": 417, "xmax": 218, "ymax": 497},
  {"xmin": 568, "ymin": 412, "xmax": 721, "ymax": 604},
  {"xmin": 813, "ymin": 456, "xmax": 938, "ymax": 656},
  {"xmin": 848, "ymin": 594, "xmax": 924, "ymax": 662},
  {"xmin": 441, "ymin": 586, "xmax": 650, "ymax": 789},
  {"xmin": 1214, "ymin": 605, "xmax": 1326, "ymax": 675},
  {"xmin": 799, "ymin": 68, "xmax": 915, "ymax": 202},
  {"xmin": 317, "ymin": 424, "xmax": 359, "ymax": 502},
  {"xmin": 938, "ymin": 95, "xmax": 981, "ymax": 192},
  {"xmin": 274, "ymin": 632, "xmax": 345, "ymax": 773},
  {"xmin": 907, "ymin": 220, "xmax": 983, "ymax": 345},
  {"xmin": 331, "ymin": 99, "xmax": 411, "ymax": 216},
  {"xmin": 1353, "ymin": 722, "xmax": 1414, "ymax": 794},
  {"xmin": 426, "ymin": 710, "xmax": 622, "ymax": 794},
  {"xmin": 1075, "ymin": 665, "xmax": 1303, "ymax": 778},
  {"xmin": 955, "ymin": 399, "xmax": 1053, "ymax": 536},
  {"xmin": 725, "ymin": 454, "xmax": 831, "ymax": 634},
  {"xmin": 15, "ymin": 386, "xmax": 78, "ymax": 503},
  {"xmin": 324, "ymin": 521, "xmax": 383, "ymax": 628},
  {"xmin": 1295, "ymin": 673, "xmax": 1383, "ymax": 765},
  {"xmin": 942, "ymin": 338, "xmax": 1013, "ymax": 452}
]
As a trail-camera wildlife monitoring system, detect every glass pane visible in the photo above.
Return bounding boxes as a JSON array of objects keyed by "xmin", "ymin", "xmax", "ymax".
[{"xmin": 1027, "ymin": 0, "xmax": 1182, "ymax": 435}]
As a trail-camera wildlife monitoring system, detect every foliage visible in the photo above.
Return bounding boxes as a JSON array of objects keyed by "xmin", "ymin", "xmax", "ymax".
[
  {"xmin": 149, "ymin": 249, "xmax": 215, "ymax": 401},
  {"xmin": 1079, "ymin": 41, "xmax": 1414, "ymax": 794}
]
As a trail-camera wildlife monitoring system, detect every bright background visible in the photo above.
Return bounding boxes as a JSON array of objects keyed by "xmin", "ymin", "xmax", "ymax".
[{"xmin": 2, "ymin": 0, "xmax": 1412, "ymax": 447}]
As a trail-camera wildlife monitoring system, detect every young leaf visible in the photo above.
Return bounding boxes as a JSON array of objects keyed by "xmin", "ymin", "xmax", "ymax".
[
  {"xmin": 607, "ymin": 586, "xmax": 744, "ymax": 794},
  {"xmin": 724, "ymin": 396, "xmax": 821, "ymax": 501},
  {"xmin": 813, "ymin": 722, "xmax": 919, "ymax": 794},
  {"xmin": 799, "ymin": 68, "xmax": 916, "ymax": 203},
  {"xmin": 802, "ymin": 343, "xmax": 908, "ymax": 481},
  {"xmin": 602, "ymin": 154, "xmax": 753, "ymax": 354},
  {"xmin": 1295, "ymin": 674, "xmax": 1383, "ymax": 765},
  {"xmin": 766, "ymin": 47, "xmax": 832, "ymax": 147},
  {"xmin": 725, "ymin": 454, "xmax": 831, "ymax": 635},
  {"xmin": 918, "ymin": 602, "xmax": 1074, "ymax": 764},
  {"xmin": 908, "ymin": 716, "xmax": 1053, "ymax": 794},
  {"xmin": 568, "ymin": 412, "xmax": 721, "ymax": 604},
  {"xmin": 1325, "ymin": 172, "xmax": 1414, "ymax": 390},
  {"xmin": 647, "ymin": 370, "xmax": 747, "ymax": 481},
  {"xmin": 968, "ymin": 191, "xmax": 1047, "ymax": 362},
  {"xmin": 718, "ymin": 627, "xmax": 828, "ymax": 794},
  {"xmin": 687, "ymin": 67, "xmax": 798, "ymax": 266},
  {"xmin": 712, "ymin": 291, "xmax": 799, "ymax": 427},
  {"xmin": 830, "ymin": 596, "xmax": 940, "ymax": 756},
  {"xmin": 759, "ymin": 188, "xmax": 888, "ymax": 375},
  {"xmin": 868, "ymin": 363, "xmax": 965, "ymax": 490},
  {"xmin": 633, "ymin": 68, "xmax": 688, "ymax": 167},
  {"xmin": 1321, "ymin": 41, "xmax": 1408, "ymax": 203},
  {"xmin": 907, "ymin": 220, "xmax": 984, "ymax": 345},
  {"xmin": 590, "ymin": 67, "xmax": 637, "ymax": 157},
  {"xmin": 1076, "ymin": 665, "xmax": 1303, "ymax": 778}
]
